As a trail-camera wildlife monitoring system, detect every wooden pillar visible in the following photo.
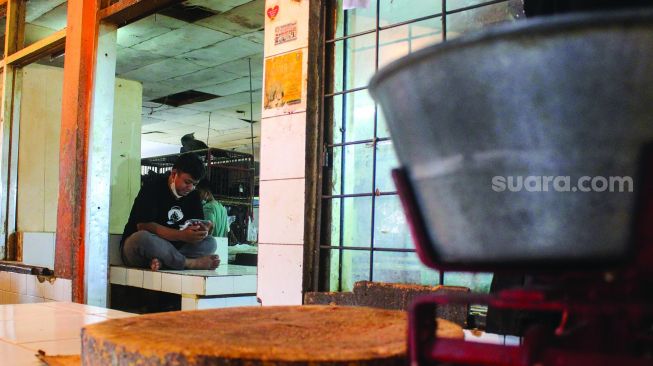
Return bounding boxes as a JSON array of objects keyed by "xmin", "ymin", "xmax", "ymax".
[
  {"xmin": 0, "ymin": 0, "xmax": 25, "ymax": 260},
  {"xmin": 55, "ymin": 0, "xmax": 100, "ymax": 303}
]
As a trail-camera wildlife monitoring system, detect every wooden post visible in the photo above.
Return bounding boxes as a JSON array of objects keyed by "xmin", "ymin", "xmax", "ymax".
[
  {"xmin": 0, "ymin": 0, "xmax": 25, "ymax": 260},
  {"xmin": 4, "ymin": 0, "xmax": 25, "ymax": 56},
  {"xmin": 55, "ymin": 0, "xmax": 100, "ymax": 303},
  {"xmin": 54, "ymin": 0, "xmax": 182, "ymax": 303}
]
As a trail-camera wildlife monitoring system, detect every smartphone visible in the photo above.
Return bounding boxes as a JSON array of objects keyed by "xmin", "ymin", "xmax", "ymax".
[{"xmin": 179, "ymin": 219, "xmax": 212, "ymax": 230}]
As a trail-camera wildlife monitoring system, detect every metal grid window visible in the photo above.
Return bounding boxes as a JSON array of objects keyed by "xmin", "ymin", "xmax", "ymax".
[{"xmin": 318, "ymin": 0, "xmax": 519, "ymax": 292}]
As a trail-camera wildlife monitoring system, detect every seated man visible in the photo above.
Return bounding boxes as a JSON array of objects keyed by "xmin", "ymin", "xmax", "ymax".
[
  {"xmin": 121, "ymin": 153, "xmax": 220, "ymax": 271},
  {"xmin": 195, "ymin": 180, "xmax": 229, "ymax": 238}
]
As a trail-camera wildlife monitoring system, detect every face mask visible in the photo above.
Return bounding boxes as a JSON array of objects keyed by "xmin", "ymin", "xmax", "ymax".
[{"xmin": 170, "ymin": 173, "xmax": 182, "ymax": 199}]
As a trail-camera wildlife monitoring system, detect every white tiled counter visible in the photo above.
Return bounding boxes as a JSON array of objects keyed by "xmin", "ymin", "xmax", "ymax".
[
  {"xmin": 463, "ymin": 330, "xmax": 521, "ymax": 345},
  {"xmin": 110, "ymin": 264, "xmax": 259, "ymax": 310},
  {"xmin": 0, "ymin": 265, "xmax": 72, "ymax": 305}
]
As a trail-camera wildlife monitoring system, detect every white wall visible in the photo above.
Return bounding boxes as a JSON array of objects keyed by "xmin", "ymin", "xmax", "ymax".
[
  {"xmin": 16, "ymin": 64, "xmax": 142, "ymax": 235},
  {"xmin": 16, "ymin": 64, "xmax": 64, "ymax": 232},
  {"xmin": 110, "ymin": 79, "xmax": 143, "ymax": 234}
]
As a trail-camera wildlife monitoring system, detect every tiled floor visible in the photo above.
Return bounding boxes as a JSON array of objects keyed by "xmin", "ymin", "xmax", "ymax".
[{"xmin": 0, "ymin": 302, "xmax": 135, "ymax": 365}]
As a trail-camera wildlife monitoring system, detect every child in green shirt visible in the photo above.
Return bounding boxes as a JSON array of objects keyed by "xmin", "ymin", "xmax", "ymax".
[{"xmin": 196, "ymin": 180, "xmax": 229, "ymax": 237}]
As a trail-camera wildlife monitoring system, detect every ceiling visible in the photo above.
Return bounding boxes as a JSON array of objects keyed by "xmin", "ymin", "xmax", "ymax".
[{"xmin": 25, "ymin": 0, "xmax": 264, "ymax": 158}]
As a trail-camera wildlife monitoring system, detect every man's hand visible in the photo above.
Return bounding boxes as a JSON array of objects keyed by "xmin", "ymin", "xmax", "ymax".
[
  {"xmin": 137, "ymin": 222, "xmax": 208, "ymax": 244},
  {"xmin": 179, "ymin": 225, "xmax": 209, "ymax": 244},
  {"xmin": 198, "ymin": 220, "xmax": 213, "ymax": 233}
]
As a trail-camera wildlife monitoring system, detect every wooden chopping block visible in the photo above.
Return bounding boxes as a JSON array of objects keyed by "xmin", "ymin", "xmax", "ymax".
[{"xmin": 82, "ymin": 305, "xmax": 463, "ymax": 366}]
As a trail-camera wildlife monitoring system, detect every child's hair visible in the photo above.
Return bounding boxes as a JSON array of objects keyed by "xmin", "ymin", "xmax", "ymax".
[{"xmin": 196, "ymin": 179, "xmax": 214, "ymax": 201}]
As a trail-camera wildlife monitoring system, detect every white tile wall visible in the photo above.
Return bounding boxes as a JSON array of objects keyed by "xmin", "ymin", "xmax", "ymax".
[
  {"xmin": 0, "ymin": 272, "xmax": 10, "ymax": 291},
  {"xmin": 36, "ymin": 278, "xmax": 57, "ymax": 300},
  {"xmin": 258, "ymin": 179, "xmax": 305, "ymax": 245},
  {"xmin": 181, "ymin": 295, "xmax": 259, "ymax": 311},
  {"xmin": 21, "ymin": 232, "xmax": 56, "ymax": 269},
  {"xmin": 53, "ymin": 279, "xmax": 72, "ymax": 302},
  {"xmin": 205, "ymin": 277, "xmax": 234, "ymax": 296},
  {"xmin": 25, "ymin": 276, "xmax": 39, "ymax": 297},
  {"xmin": 161, "ymin": 273, "xmax": 182, "ymax": 294},
  {"xmin": 142, "ymin": 271, "xmax": 162, "ymax": 291},
  {"xmin": 223, "ymin": 296, "xmax": 259, "ymax": 308},
  {"xmin": 257, "ymin": 244, "xmax": 303, "ymax": 305},
  {"xmin": 233, "ymin": 275, "xmax": 257, "ymax": 293},
  {"xmin": 126, "ymin": 268, "xmax": 144, "ymax": 288},
  {"xmin": 260, "ymin": 112, "xmax": 306, "ymax": 181},
  {"xmin": 181, "ymin": 296, "xmax": 200, "ymax": 311},
  {"xmin": 181, "ymin": 276, "xmax": 205, "ymax": 295},
  {"xmin": 109, "ymin": 266, "xmax": 127, "ymax": 285},
  {"xmin": 3, "ymin": 291, "xmax": 19, "ymax": 304},
  {"xmin": 9, "ymin": 273, "xmax": 27, "ymax": 294},
  {"xmin": 0, "ymin": 272, "xmax": 69, "ymax": 305}
]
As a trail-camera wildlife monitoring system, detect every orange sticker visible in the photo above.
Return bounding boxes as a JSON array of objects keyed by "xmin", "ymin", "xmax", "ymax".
[{"xmin": 264, "ymin": 50, "xmax": 303, "ymax": 109}]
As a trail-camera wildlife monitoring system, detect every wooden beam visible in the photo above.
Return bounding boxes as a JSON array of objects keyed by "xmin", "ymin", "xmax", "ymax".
[
  {"xmin": 3, "ymin": 0, "xmax": 24, "ymax": 56},
  {"xmin": 55, "ymin": 0, "xmax": 100, "ymax": 303},
  {"xmin": 4, "ymin": 29, "xmax": 66, "ymax": 67},
  {"xmin": 98, "ymin": 0, "xmax": 184, "ymax": 26},
  {"xmin": 305, "ymin": 0, "xmax": 325, "ymax": 292}
]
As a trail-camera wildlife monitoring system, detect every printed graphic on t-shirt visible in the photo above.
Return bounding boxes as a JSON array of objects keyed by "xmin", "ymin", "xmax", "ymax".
[{"xmin": 167, "ymin": 206, "xmax": 184, "ymax": 225}]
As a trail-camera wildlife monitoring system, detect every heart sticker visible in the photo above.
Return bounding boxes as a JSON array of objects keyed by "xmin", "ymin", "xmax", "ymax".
[{"xmin": 267, "ymin": 5, "xmax": 279, "ymax": 20}]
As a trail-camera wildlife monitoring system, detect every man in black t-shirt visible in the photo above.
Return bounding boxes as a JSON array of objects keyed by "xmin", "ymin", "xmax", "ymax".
[{"xmin": 121, "ymin": 153, "xmax": 220, "ymax": 271}]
